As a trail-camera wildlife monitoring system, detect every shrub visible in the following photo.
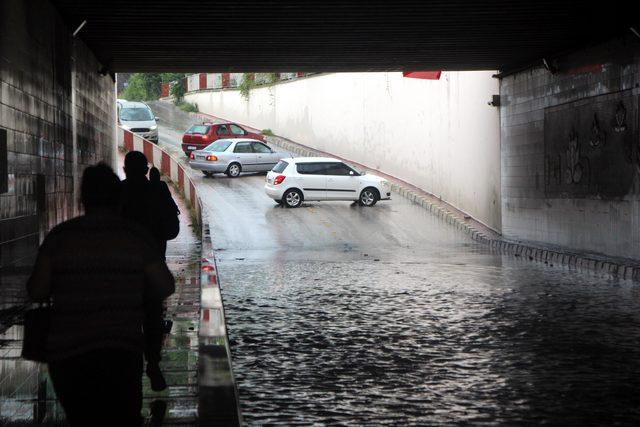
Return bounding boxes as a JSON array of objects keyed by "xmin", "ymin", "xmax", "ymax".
[
  {"xmin": 178, "ymin": 102, "xmax": 198, "ymax": 113},
  {"xmin": 170, "ymin": 81, "xmax": 186, "ymax": 104},
  {"xmin": 239, "ymin": 74, "xmax": 255, "ymax": 100}
]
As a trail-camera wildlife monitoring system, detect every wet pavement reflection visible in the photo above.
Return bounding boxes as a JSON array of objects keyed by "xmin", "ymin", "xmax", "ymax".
[
  {"xmin": 0, "ymin": 181, "xmax": 201, "ymax": 426},
  {"xmin": 199, "ymin": 173, "xmax": 640, "ymax": 426}
]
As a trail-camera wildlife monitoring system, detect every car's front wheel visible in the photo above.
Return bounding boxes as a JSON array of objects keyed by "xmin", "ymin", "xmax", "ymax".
[
  {"xmin": 226, "ymin": 163, "xmax": 241, "ymax": 178},
  {"xmin": 283, "ymin": 189, "xmax": 303, "ymax": 208},
  {"xmin": 359, "ymin": 187, "xmax": 379, "ymax": 207}
]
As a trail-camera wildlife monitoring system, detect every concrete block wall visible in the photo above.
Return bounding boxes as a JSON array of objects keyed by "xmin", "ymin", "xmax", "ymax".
[
  {"xmin": 500, "ymin": 36, "xmax": 640, "ymax": 260},
  {"xmin": 0, "ymin": 0, "xmax": 115, "ymax": 281}
]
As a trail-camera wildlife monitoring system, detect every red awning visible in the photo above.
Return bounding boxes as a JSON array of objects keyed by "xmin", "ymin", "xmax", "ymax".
[{"xmin": 403, "ymin": 71, "xmax": 442, "ymax": 80}]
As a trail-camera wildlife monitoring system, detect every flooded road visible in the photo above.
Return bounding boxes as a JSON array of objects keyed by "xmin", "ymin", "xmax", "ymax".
[
  {"xmin": 194, "ymin": 173, "xmax": 640, "ymax": 426},
  {"xmin": 155, "ymin": 113, "xmax": 640, "ymax": 425}
]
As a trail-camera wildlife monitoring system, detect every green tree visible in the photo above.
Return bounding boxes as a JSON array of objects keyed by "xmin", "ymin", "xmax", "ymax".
[
  {"xmin": 121, "ymin": 73, "xmax": 163, "ymax": 101},
  {"xmin": 161, "ymin": 73, "xmax": 184, "ymax": 83},
  {"xmin": 170, "ymin": 80, "xmax": 186, "ymax": 104}
]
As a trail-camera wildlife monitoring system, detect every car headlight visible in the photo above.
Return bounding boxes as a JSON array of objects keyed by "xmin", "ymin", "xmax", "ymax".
[
  {"xmin": 121, "ymin": 124, "xmax": 131, "ymax": 130},
  {"xmin": 150, "ymin": 124, "xmax": 158, "ymax": 130},
  {"xmin": 381, "ymin": 180, "xmax": 390, "ymax": 187}
]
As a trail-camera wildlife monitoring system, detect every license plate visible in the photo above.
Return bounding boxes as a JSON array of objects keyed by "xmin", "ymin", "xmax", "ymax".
[{"xmin": 188, "ymin": 146, "xmax": 196, "ymax": 150}]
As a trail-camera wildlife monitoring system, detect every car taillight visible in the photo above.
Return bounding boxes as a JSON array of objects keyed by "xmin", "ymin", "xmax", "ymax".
[
  {"xmin": 205, "ymin": 155, "xmax": 218, "ymax": 161},
  {"xmin": 274, "ymin": 175, "xmax": 286, "ymax": 185},
  {"xmin": 189, "ymin": 152, "xmax": 194, "ymax": 160}
]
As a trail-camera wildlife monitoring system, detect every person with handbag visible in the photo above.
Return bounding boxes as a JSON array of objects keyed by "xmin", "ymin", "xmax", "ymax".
[{"xmin": 25, "ymin": 163, "xmax": 175, "ymax": 426}]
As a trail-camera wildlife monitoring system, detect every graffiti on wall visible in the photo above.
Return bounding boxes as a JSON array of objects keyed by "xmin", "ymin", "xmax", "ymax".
[{"xmin": 544, "ymin": 90, "xmax": 639, "ymax": 199}]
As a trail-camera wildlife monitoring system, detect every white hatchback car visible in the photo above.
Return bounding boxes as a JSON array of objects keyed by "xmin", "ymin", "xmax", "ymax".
[{"xmin": 265, "ymin": 157, "xmax": 391, "ymax": 208}]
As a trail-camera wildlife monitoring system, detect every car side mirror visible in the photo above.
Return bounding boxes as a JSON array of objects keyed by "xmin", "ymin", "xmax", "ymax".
[
  {"xmin": 155, "ymin": 117, "xmax": 160, "ymax": 121},
  {"xmin": 349, "ymin": 170, "xmax": 355, "ymax": 176}
]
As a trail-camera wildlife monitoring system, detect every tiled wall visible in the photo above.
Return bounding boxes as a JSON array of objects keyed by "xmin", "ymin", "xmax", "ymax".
[
  {"xmin": 0, "ymin": 0, "xmax": 115, "ymax": 307},
  {"xmin": 500, "ymin": 36, "xmax": 640, "ymax": 260}
]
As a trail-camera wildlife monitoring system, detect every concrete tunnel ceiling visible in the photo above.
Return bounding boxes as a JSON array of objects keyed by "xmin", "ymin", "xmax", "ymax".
[{"xmin": 50, "ymin": 0, "xmax": 637, "ymax": 73}]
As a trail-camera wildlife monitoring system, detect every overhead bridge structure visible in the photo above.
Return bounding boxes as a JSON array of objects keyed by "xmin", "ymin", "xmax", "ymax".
[{"xmin": 49, "ymin": 0, "xmax": 634, "ymax": 73}]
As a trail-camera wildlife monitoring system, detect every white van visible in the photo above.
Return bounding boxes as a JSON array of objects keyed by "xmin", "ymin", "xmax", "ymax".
[{"xmin": 116, "ymin": 100, "xmax": 159, "ymax": 143}]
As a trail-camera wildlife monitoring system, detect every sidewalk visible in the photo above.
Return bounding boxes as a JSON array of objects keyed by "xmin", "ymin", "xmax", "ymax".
[
  {"xmin": 0, "ymin": 173, "xmax": 201, "ymax": 426},
  {"xmin": 141, "ymin": 183, "xmax": 201, "ymax": 425}
]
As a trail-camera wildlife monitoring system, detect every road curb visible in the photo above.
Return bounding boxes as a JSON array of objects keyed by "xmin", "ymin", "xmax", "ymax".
[
  {"xmin": 199, "ymin": 220, "xmax": 243, "ymax": 426},
  {"xmin": 266, "ymin": 135, "xmax": 640, "ymax": 281}
]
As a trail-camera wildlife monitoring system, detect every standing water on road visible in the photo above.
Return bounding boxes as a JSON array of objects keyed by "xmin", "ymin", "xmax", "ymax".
[
  {"xmin": 199, "ymin": 176, "xmax": 640, "ymax": 426},
  {"xmin": 155, "ymin": 112, "xmax": 640, "ymax": 425}
]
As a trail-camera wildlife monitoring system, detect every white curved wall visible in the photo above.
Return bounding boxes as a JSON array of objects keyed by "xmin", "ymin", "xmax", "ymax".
[{"xmin": 185, "ymin": 72, "xmax": 501, "ymax": 231}]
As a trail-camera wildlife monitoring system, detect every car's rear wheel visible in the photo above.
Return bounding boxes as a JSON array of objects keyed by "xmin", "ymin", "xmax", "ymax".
[
  {"xmin": 359, "ymin": 187, "xmax": 379, "ymax": 207},
  {"xmin": 202, "ymin": 171, "xmax": 214, "ymax": 178},
  {"xmin": 226, "ymin": 163, "xmax": 241, "ymax": 178},
  {"xmin": 283, "ymin": 189, "xmax": 303, "ymax": 208}
]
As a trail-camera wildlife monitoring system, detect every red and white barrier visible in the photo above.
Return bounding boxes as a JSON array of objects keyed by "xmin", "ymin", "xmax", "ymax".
[
  {"xmin": 206, "ymin": 73, "xmax": 223, "ymax": 89},
  {"xmin": 117, "ymin": 127, "xmax": 202, "ymax": 227},
  {"xmin": 187, "ymin": 74, "xmax": 200, "ymax": 93}
]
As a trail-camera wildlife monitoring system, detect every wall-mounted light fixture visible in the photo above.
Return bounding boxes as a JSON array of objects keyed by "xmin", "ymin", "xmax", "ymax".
[
  {"xmin": 542, "ymin": 58, "xmax": 557, "ymax": 74},
  {"xmin": 72, "ymin": 20, "xmax": 87, "ymax": 38},
  {"xmin": 488, "ymin": 95, "xmax": 500, "ymax": 107}
]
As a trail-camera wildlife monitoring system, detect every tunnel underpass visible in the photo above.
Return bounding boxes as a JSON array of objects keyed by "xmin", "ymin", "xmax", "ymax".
[{"xmin": 2, "ymin": 0, "xmax": 640, "ymax": 425}]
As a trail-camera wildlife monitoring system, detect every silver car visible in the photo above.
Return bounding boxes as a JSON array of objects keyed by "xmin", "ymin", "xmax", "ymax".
[{"xmin": 189, "ymin": 138, "xmax": 290, "ymax": 177}]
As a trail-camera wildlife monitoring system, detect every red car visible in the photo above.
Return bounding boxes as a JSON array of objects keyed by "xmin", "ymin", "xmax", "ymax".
[{"xmin": 181, "ymin": 122, "xmax": 265, "ymax": 156}]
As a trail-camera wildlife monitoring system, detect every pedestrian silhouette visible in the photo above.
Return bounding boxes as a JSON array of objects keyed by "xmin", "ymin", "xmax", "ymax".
[
  {"xmin": 121, "ymin": 153, "xmax": 180, "ymax": 258},
  {"xmin": 120, "ymin": 152, "xmax": 180, "ymax": 391},
  {"xmin": 149, "ymin": 165, "xmax": 161, "ymax": 182},
  {"xmin": 26, "ymin": 163, "xmax": 175, "ymax": 426}
]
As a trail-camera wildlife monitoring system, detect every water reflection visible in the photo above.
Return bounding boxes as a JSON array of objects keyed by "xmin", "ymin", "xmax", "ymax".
[
  {"xmin": 0, "ymin": 258, "xmax": 202, "ymax": 426},
  {"xmin": 0, "ymin": 325, "xmax": 66, "ymax": 425},
  {"xmin": 219, "ymin": 252, "xmax": 640, "ymax": 425}
]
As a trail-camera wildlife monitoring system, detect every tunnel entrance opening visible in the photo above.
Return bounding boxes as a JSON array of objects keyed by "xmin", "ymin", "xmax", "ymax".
[{"xmin": 3, "ymin": 1, "xmax": 640, "ymax": 425}]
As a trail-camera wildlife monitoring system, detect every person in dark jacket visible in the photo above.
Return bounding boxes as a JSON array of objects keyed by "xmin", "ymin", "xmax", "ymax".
[
  {"xmin": 27, "ymin": 163, "xmax": 175, "ymax": 426},
  {"xmin": 148, "ymin": 166, "xmax": 179, "ymax": 257},
  {"xmin": 120, "ymin": 152, "xmax": 179, "ymax": 391}
]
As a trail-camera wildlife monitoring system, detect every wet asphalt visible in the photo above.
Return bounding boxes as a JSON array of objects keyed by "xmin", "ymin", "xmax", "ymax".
[{"xmin": 157, "ymin": 116, "xmax": 640, "ymax": 426}]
